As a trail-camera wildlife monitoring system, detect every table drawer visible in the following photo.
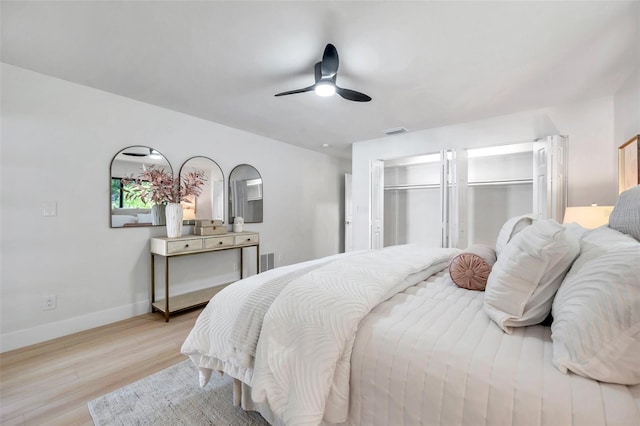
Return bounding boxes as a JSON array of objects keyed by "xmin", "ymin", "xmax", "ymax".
[
  {"xmin": 234, "ymin": 234, "xmax": 260, "ymax": 245},
  {"xmin": 204, "ymin": 236, "xmax": 235, "ymax": 249},
  {"xmin": 166, "ymin": 238, "xmax": 203, "ymax": 254}
]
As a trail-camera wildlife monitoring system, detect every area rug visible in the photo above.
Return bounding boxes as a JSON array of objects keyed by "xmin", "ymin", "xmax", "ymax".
[{"xmin": 88, "ymin": 360, "xmax": 269, "ymax": 425}]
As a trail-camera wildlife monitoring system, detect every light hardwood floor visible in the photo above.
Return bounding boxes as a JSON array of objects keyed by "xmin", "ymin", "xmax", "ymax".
[{"xmin": 0, "ymin": 308, "xmax": 203, "ymax": 425}]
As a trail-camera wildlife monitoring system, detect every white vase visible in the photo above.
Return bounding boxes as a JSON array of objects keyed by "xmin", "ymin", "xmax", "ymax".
[
  {"xmin": 165, "ymin": 203, "xmax": 183, "ymax": 238},
  {"xmin": 151, "ymin": 204, "xmax": 166, "ymax": 225}
]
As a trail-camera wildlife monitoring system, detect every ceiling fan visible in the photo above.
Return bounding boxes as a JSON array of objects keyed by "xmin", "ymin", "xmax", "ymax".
[
  {"xmin": 122, "ymin": 147, "xmax": 161, "ymax": 159},
  {"xmin": 275, "ymin": 44, "xmax": 372, "ymax": 102}
]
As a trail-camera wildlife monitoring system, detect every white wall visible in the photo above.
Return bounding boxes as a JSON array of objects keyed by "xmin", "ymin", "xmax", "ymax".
[
  {"xmin": 614, "ymin": 66, "xmax": 640, "ymax": 149},
  {"xmin": 352, "ymin": 96, "xmax": 619, "ymax": 250},
  {"xmin": 0, "ymin": 64, "xmax": 349, "ymax": 351}
]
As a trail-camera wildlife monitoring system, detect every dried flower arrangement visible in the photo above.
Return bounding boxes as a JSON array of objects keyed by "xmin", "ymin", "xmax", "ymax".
[{"xmin": 124, "ymin": 164, "xmax": 206, "ymax": 205}]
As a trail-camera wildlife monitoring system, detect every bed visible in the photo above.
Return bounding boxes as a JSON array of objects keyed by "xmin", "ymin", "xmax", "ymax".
[
  {"xmin": 181, "ymin": 186, "xmax": 640, "ymax": 425},
  {"xmin": 111, "ymin": 207, "xmax": 153, "ymax": 227}
]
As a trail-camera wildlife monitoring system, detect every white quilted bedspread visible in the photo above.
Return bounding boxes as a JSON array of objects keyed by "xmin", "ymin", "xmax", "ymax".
[
  {"xmin": 348, "ymin": 270, "xmax": 640, "ymax": 426},
  {"xmin": 250, "ymin": 245, "xmax": 457, "ymax": 425},
  {"xmin": 181, "ymin": 251, "xmax": 361, "ymax": 385},
  {"xmin": 183, "ymin": 245, "xmax": 640, "ymax": 426}
]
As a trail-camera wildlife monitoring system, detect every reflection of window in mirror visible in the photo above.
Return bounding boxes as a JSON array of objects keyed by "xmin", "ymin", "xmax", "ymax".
[
  {"xmin": 246, "ymin": 178, "xmax": 263, "ymax": 201},
  {"xmin": 110, "ymin": 146, "xmax": 172, "ymax": 228},
  {"xmin": 229, "ymin": 164, "xmax": 263, "ymax": 224},
  {"xmin": 111, "ymin": 179, "xmax": 154, "ymax": 209},
  {"xmin": 179, "ymin": 156, "xmax": 224, "ymax": 223}
]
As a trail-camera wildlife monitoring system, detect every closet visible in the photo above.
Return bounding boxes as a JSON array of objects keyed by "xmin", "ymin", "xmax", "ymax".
[
  {"xmin": 384, "ymin": 153, "xmax": 442, "ymax": 247},
  {"xmin": 466, "ymin": 143, "xmax": 534, "ymax": 246},
  {"xmin": 379, "ymin": 135, "xmax": 567, "ymax": 249}
]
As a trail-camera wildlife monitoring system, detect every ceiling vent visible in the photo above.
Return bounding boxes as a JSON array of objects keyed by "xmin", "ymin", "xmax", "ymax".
[{"xmin": 383, "ymin": 127, "xmax": 408, "ymax": 136}]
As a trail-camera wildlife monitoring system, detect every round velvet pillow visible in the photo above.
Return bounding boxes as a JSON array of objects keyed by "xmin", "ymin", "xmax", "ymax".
[{"xmin": 449, "ymin": 244, "xmax": 497, "ymax": 291}]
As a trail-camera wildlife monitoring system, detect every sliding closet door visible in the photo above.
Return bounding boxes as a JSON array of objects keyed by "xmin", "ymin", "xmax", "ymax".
[
  {"xmin": 533, "ymin": 135, "xmax": 568, "ymax": 221},
  {"xmin": 440, "ymin": 151, "xmax": 450, "ymax": 247},
  {"xmin": 370, "ymin": 160, "xmax": 384, "ymax": 249},
  {"xmin": 444, "ymin": 149, "xmax": 467, "ymax": 249},
  {"xmin": 552, "ymin": 135, "xmax": 568, "ymax": 221}
]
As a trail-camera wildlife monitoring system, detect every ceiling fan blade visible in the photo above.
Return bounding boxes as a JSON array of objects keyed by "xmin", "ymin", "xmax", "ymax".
[
  {"xmin": 336, "ymin": 86, "xmax": 372, "ymax": 102},
  {"xmin": 320, "ymin": 44, "xmax": 339, "ymax": 77},
  {"xmin": 122, "ymin": 147, "xmax": 153, "ymax": 157},
  {"xmin": 274, "ymin": 85, "xmax": 315, "ymax": 97},
  {"xmin": 314, "ymin": 62, "xmax": 322, "ymax": 83}
]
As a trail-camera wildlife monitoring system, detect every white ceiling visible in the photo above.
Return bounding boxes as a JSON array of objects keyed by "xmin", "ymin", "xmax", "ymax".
[{"xmin": 2, "ymin": 1, "xmax": 638, "ymax": 159}]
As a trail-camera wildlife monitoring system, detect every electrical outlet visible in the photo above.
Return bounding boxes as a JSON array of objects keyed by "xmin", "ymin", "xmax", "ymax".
[
  {"xmin": 43, "ymin": 201, "xmax": 57, "ymax": 217},
  {"xmin": 43, "ymin": 295, "xmax": 57, "ymax": 310}
]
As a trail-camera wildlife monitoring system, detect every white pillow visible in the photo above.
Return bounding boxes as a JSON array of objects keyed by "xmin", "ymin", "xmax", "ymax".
[
  {"xmin": 551, "ymin": 226, "xmax": 640, "ymax": 385},
  {"xmin": 484, "ymin": 220, "xmax": 579, "ymax": 334},
  {"xmin": 608, "ymin": 185, "xmax": 640, "ymax": 241},
  {"xmin": 495, "ymin": 214, "xmax": 535, "ymax": 255}
]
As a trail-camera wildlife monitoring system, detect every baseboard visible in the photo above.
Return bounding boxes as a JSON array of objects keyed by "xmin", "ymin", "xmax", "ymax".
[{"xmin": 0, "ymin": 300, "xmax": 151, "ymax": 353}]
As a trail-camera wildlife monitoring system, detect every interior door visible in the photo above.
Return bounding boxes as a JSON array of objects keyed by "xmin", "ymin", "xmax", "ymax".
[
  {"xmin": 370, "ymin": 160, "xmax": 384, "ymax": 249},
  {"xmin": 344, "ymin": 173, "xmax": 353, "ymax": 252}
]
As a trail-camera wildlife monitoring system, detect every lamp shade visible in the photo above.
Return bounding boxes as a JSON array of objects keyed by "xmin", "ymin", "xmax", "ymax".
[{"xmin": 563, "ymin": 205, "xmax": 614, "ymax": 229}]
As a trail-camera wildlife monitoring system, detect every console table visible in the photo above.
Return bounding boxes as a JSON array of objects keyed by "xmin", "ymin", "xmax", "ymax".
[{"xmin": 150, "ymin": 231, "xmax": 259, "ymax": 321}]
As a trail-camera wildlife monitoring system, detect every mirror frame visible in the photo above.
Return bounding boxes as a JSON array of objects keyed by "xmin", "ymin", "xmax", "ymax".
[
  {"xmin": 179, "ymin": 156, "xmax": 225, "ymax": 224},
  {"xmin": 109, "ymin": 145, "xmax": 172, "ymax": 228},
  {"xmin": 228, "ymin": 164, "xmax": 263, "ymax": 224}
]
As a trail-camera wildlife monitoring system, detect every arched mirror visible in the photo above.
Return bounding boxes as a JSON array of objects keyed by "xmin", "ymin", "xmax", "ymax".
[
  {"xmin": 110, "ymin": 146, "xmax": 172, "ymax": 228},
  {"xmin": 179, "ymin": 156, "xmax": 225, "ymax": 223},
  {"xmin": 229, "ymin": 164, "xmax": 263, "ymax": 223}
]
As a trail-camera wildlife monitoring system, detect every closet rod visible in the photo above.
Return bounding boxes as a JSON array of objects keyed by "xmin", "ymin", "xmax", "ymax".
[
  {"xmin": 384, "ymin": 183, "xmax": 440, "ymax": 190},
  {"xmin": 468, "ymin": 179, "xmax": 533, "ymax": 187},
  {"xmin": 385, "ymin": 179, "xmax": 532, "ymax": 191}
]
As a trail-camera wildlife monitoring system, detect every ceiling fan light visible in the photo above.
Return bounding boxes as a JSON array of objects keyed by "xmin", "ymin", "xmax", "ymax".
[{"xmin": 315, "ymin": 82, "xmax": 336, "ymax": 97}]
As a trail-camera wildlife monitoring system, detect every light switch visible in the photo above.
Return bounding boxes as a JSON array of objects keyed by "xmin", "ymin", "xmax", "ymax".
[{"xmin": 43, "ymin": 201, "xmax": 57, "ymax": 217}]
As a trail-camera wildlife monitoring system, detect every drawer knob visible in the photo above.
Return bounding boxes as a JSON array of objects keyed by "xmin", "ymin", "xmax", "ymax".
[
  {"xmin": 185, "ymin": 244, "xmax": 189, "ymax": 248},
  {"xmin": 219, "ymin": 241, "xmax": 223, "ymax": 245},
  {"xmin": 247, "ymin": 238, "xmax": 251, "ymax": 241}
]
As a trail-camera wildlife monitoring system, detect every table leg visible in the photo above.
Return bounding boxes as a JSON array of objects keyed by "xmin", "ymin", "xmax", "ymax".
[
  {"xmin": 256, "ymin": 244, "xmax": 260, "ymax": 274},
  {"xmin": 151, "ymin": 253, "xmax": 155, "ymax": 310},
  {"xmin": 240, "ymin": 247, "xmax": 244, "ymax": 279},
  {"xmin": 164, "ymin": 256, "xmax": 170, "ymax": 322}
]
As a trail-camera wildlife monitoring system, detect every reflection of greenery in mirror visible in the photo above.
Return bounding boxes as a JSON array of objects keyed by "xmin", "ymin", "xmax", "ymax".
[
  {"xmin": 179, "ymin": 156, "xmax": 224, "ymax": 223},
  {"xmin": 110, "ymin": 146, "xmax": 172, "ymax": 228},
  {"xmin": 229, "ymin": 164, "xmax": 263, "ymax": 224},
  {"xmin": 111, "ymin": 179, "xmax": 153, "ymax": 209}
]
